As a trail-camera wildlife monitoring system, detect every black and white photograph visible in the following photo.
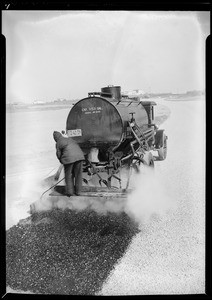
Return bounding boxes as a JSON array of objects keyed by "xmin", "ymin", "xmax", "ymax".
[{"xmin": 2, "ymin": 9, "xmax": 209, "ymax": 295}]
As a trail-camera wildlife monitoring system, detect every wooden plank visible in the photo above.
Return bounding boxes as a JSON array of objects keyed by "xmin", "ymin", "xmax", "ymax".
[
  {"xmin": 49, "ymin": 185, "xmax": 129, "ymax": 198},
  {"xmin": 49, "ymin": 192, "xmax": 128, "ymax": 199},
  {"xmin": 30, "ymin": 193, "xmax": 128, "ymax": 214}
]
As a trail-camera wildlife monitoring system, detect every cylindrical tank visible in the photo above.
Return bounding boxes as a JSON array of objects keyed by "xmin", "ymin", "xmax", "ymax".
[
  {"xmin": 101, "ymin": 86, "xmax": 121, "ymax": 100},
  {"xmin": 66, "ymin": 96, "xmax": 149, "ymax": 154}
]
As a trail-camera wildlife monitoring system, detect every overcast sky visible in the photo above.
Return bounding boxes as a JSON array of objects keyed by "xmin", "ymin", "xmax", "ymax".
[{"xmin": 2, "ymin": 11, "xmax": 210, "ymax": 103}]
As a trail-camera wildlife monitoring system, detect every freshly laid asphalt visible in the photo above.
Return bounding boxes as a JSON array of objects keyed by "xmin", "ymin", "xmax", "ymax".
[{"xmin": 6, "ymin": 208, "xmax": 139, "ymax": 295}]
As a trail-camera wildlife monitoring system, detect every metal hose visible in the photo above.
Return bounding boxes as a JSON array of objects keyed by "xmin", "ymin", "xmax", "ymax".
[{"xmin": 40, "ymin": 177, "xmax": 65, "ymax": 199}]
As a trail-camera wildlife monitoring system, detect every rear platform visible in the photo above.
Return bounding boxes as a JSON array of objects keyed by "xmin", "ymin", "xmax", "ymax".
[
  {"xmin": 49, "ymin": 185, "xmax": 129, "ymax": 201},
  {"xmin": 30, "ymin": 185, "xmax": 130, "ymax": 214}
]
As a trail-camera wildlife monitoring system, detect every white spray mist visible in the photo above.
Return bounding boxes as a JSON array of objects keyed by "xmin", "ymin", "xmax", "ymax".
[
  {"xmin": 29, "ymin": 164, "xmax": 176, "ymax": 226},
  {"xmin": 125, "ymin": 165, "xmax": 175, "ymax": 224}
]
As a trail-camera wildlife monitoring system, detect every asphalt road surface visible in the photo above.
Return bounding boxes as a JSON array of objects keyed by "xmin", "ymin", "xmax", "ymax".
[{"xmin": 6, "ymin": 96, "xmax": 205, "ymax": 295}]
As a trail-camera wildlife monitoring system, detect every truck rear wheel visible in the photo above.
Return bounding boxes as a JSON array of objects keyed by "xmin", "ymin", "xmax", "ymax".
[{"xmin": 157, "ymin": 133, "xmax": 167, "ymax": 160}]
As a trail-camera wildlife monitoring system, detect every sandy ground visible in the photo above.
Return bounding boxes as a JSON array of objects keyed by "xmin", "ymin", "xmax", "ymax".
[
  {"xmin": 5, "ymin": 96, "xmax": 205, "ymax": 295},
  {"xmin": 6, "ymin": 108, "xmax": 70, "ymax": 229}
]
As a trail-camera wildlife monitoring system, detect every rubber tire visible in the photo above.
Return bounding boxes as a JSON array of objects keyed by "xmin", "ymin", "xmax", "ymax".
[{"xmin": 158, "ymin": 134, "xmax": 167, "ymax": 160}]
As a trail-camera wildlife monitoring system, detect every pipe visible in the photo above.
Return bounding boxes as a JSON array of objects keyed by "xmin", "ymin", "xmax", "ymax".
[{"xmin": 40, "ymin": 177, "xmax": 65, "ymax": 199}]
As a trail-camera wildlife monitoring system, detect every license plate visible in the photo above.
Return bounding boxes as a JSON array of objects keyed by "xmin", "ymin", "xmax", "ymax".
[{"xmin": 67, "ymin": 129, "xmax": 82, "ymax": 137}]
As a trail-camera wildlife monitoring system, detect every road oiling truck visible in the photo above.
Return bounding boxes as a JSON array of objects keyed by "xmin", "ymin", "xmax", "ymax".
[{"xmin": 30, "ymin": 86, "xmax": 167, "ymax": 213}]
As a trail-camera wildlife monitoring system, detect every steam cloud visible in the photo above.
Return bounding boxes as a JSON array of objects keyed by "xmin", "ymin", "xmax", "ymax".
[
  {"xmin": 29, "ymin": 165, "xmax": 175, "ymax": 225},
  {"xmin": 125, "ymin": 166, "xmax": 174, "ymax": 224},
  {"xmin": 7, "ymin": 171, "xmax": 56, "ymax": 229}
]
